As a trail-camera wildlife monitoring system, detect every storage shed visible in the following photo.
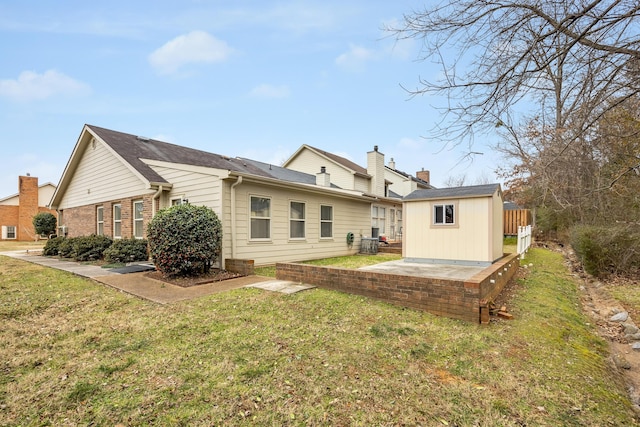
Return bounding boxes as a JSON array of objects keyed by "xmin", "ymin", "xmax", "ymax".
[{"xmin": 403, "ymin": 184, "xmax": 504, "ymax": 266}]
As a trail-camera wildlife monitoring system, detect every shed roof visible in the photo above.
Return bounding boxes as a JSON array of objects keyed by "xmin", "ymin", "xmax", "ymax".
[{"xmin": 404, "ymin": 183, "xmax": 501, "ymax": 201}]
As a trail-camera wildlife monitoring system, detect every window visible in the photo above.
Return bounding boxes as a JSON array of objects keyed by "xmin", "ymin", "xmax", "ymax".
[
  {"xmin": 113, "ymin": 204, "xmax": 122, "ymax": 238},
  {"xmin": 289, "ymin": 201, "xmax": 306, "ymax": 239},
  {"xmin": 171, "ymin": 197, "xmax": 184, "ymax": 206},
  {"xmin": 250, "ymin": 196, "xmax": 271, "ymax": 239},
  {"xmin": 434, "ymin": 204, "xmax": 455, "ymax": 225},
  {"xmin": 96, "ymin": 206, "xmax": 104, "ymax": 235},
  {"xmin": 372, "ymin": 206, "xmax": 386, "ymax": 234},
  {"xmin": 2, "ymin": 225, "xmax": 16, "ymax": 239},
  {"xmin": 133, "ymin": 200, "xmax": 144, "ymax": 239},
  {"xmin": 397, "ymin": 210, "xmax": 403, "ymax": 236},
  {"xmin": 320, "ymin": 205, "xmax": 333, "ymax": 238}
]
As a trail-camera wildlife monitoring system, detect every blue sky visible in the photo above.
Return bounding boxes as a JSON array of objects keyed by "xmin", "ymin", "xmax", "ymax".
[{"xmin": 0, "ymin": 0, "xmax": 500, "ymax": 198}]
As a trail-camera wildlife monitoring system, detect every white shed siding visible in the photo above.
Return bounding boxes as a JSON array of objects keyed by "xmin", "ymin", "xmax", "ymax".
[
  {"xmin": 286, "ymin": 150, "xmax": 356, "ymax": 190},
  {"xmin": 404, "ymin": 197, "xmax": 493, "ymax": 263},
  {"xmin": 58, "ymin": 141, "xmax": 150, "ymax": 209},
  {"xmin": 223, "ymin": 180, "xmax": 370, "ymax": 266}
]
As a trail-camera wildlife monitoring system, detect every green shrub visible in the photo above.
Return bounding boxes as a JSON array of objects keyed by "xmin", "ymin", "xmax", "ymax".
[
  {"xmin": 43, "ymin": 236, "xmax": 65, "ymax": 256},
  {"xmin": 32, "ymin": 212, "xmax": 57, "ymax": 236},
  {"xmin": 571, "ymin": 224, "xmax": 640, "ymax": 278},
  {"xmin": 73, "ymin": 235, "xmax": 113, "ymax": 261},
  {"xmin": 147, "ymin": 204, "xmax": 222, "ymax": 277},
  {"xmin": 104, "ymin": 238, "xmax": 148, "ymax": 263},
  {"xmin": 57, "ymin": 237, "xmax": 77, "ymax": 259}
]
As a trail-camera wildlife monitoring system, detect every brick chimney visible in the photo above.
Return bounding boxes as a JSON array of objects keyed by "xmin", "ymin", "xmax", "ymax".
[
  {"xmin": 316, "ymin": 166, "xmax": 331, "ymax": 187},
  {"xmin": 367, "ymin": 146, "xmax": 385, "ymax": 196},
  {"xmin": 416, "ymin": 168, "xmax": 430, "ymax": 184},
  {"xmin": 18, "ymin": 175, "xmax": 39, "ymax": 240}
]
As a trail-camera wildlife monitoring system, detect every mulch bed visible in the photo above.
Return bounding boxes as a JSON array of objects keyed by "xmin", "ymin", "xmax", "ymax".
[{"xmin": 145, "ymin": 269, "xmax": 243, "ymax": 288}]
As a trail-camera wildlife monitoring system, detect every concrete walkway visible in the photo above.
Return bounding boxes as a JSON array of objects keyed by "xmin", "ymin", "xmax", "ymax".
[{"xmin": 1, "ymin": 250, "xmax": 314, "ymax": 304}]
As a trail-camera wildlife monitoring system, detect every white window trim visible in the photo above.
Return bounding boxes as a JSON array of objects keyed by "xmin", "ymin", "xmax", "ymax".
[
  {"xmin": 320, "ymin": 204, "xmax": 333, "ymax": 239},
  {"xmin": 250, "ymin": 195, "xmax": 271, "ymax": 241},
  {"xmin": 133, "ymin": 200, "xmax": 144, "ymax": 239},
  {"xmin": 433, "ymin": 203, "xmax": 456, "ymax": 226},
  {"xmin": 171, "ymin": 197, "xmax": 184, "ymax": 206},
  {"xmin": 2, "ymin": 225, "xmax": 17, "ymax": 240},
  {"xmin": 289, "ymin": 200, "xmax": 306, "ymax": 240},
  {"xmin": 113, "ymin": 203, "xmax": 122, "ymax": 239},
  {"xmin": 96, "ymin": 206, "xmax": 104, "ymax": 236}
]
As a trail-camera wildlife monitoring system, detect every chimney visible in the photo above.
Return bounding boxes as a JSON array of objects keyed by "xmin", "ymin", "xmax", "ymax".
[
  {"xmin": 18, "ymin": 175, "xmax": 39, "ymax": 241},
  {"xmin": 367, "ymin": 146, "xmax": 385, "ymax": 196},
  {"xmin": 416, "ymin": 168, "xmax": 430, "ymax": 184},
  {"xmin": 316, "ymin": 166, "xmax": 331, "ymax": 187},
  {"xmin": 388, "ymin": 158, "xmax": 396, "ymax": 170}
]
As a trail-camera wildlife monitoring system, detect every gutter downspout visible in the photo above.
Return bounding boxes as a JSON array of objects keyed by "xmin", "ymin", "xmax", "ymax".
[
  {"xmin": 230, "ymin": 176, "xmax": 243, "ymax": 259},
  {"xmin": 152, "ymin": 185, "xmax": 163, "ymax": 217}
]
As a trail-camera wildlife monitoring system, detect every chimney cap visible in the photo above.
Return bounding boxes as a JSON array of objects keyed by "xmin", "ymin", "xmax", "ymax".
[
  {"xmin": 374, "ymin": 145, "xmax": 378, "ymax": 152},
  {"xmin": 320, "ymin": 166, "xmax": 326, "ymax": 173}
]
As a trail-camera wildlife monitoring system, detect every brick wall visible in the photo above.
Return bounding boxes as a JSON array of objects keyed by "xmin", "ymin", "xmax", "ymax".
[
  {"xmin": 17, "ymin": 176, "xmax": 39, "ymax": 240},
  {"xmin": 276, "ymin": 252, "xmax": 520, "ymax": 323},
  {"xmin": 61, "ymin": 194, "xmax": 155, "ymax": 239},
  {"xmin": 225, "ymin": 259, "xmax": 255, "ymax": 276}
]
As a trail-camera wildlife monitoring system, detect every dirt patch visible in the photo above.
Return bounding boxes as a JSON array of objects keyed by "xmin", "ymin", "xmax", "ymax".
[{"xmin": 145, "ymin": 269, "xmax": 243, "ymax": 288}]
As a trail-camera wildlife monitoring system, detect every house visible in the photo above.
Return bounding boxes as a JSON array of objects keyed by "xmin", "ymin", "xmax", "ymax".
[
  {"xmin": 283, "ymin": 144, "xmax": 432, "ymax": 241},
  {"xmin": 49, "ymin": 125, "xmax": 377, "ymax": 266},
  {"xmin": 402, "ymin": 184, "xmax": 504, "ymax": 266},
  {"xmin": 0, "ymin": 176, "xmax": 57, "ymax": 241}
]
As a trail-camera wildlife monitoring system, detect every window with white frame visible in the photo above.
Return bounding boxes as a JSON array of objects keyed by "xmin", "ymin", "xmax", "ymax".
[
  {"xmin": 320, "ymin": 205, "xmax": 333, "ymax": 238},
  {"xmin": 2, "ymin": 225, "xmax": 17, "ymax": 239},
  {"xmin": 113, "ymin": 204, "xmax": 122, "ymax": 238},
  {"xmin": 171, "ymin": 197, "xmax": 184, "ymax": 206},
  {"xmin": 96, "ymin": 206, "xmax": 104, "ymax": 236},
  {"xmin": 397, "ymin": 209, "xmax": 403, "ymax": 235},
  {"xmin": 133, "ymin": 200, "xmax": 144, "ymax": 238},
  {"xmin": 250, "ymin": 196, "xmax": 271, "ymax": 239},
  {"xmin": 289, "ymin": 201, "xmax": 306, "ymax": 239},
  {"xmin": 372, "ymin": 206, "xmax": 386, "ymax": 234},
  {"xmin": 434, "ymin": 204, "xmax": 455, "ymax": 225}
]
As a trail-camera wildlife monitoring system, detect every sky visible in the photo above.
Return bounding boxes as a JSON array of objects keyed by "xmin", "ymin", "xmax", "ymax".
[{"xmin": 0, "ymin": 0, "xmax": 502, "ymax": 199}]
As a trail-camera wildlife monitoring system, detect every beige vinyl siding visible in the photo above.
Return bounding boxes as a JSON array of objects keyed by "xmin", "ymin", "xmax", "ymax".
[
  {"xmin": 286, "ymin": 149, "xmax": 356, "ymax": 190},
  {"xmin": 147, "ymin": 163, "xmax": 224, "ymax": 212},
  {"xmin": 58, "ymin": 140, "xmax": 151, "ymax": 209},
  {"xmin": 385, "ymin": 169, "xmax": 415, "ymax": 197},
  {"xmin": 38, "ymin": 185, "xmax": 56, "ymax": 207},
  {"xmin": 0, "ymin": 195, "xmax": 19, "ymax": 206},
  {"xmin": 223, "ymin": 180, "xmax": 370, "ymax": 266},
  {"xmin": 353, "ymin": 175, "xmax": 369, "ymax": 192},
  {"xmin": 404, "ymin": 196, "xmax": 494, "ymax": 263}
]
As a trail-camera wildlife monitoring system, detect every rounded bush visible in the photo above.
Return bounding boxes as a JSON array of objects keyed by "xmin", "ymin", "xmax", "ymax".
[
  {"xmin": 32, "ymin": 212, "xmax": 57, "ymax": 236},
  {"xmin": 73, "ymin": 235, "xmax": 113, "ymax": 261},
  {"xmin": 104, "ymin": 238, "xmax": 149, "ymax": 263},
  {"xmin": 43, "ymin": 236, "xmax": 65, "ymax": 256},
  {"xmin": 147, "ymin": 204, "xmax": 222, "ymax": 277}
]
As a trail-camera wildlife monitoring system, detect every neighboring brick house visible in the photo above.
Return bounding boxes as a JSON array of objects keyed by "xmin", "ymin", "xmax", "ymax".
[{"xmin": 0, "ymin": 176, "xmax": 57, "ymax": 241}]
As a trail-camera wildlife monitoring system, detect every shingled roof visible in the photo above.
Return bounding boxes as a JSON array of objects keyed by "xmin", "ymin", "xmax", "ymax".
[
  {"xmin": 404, "ymin": 183, "xmax": 501, "ymax": 201},
  {"xmin": 239, "ymin": 158, "xmax": 341, "ymax": 187},
  {"xmin": 89, "ymin": 125, "xmax": 270, "ymax": 183},
  {"xmin": 300, "ymin": 145, "xmax": 369, "ymax": 176}
]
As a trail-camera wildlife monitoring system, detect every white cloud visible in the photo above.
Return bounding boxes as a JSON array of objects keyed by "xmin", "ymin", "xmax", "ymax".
[
  {"xmin": 335, "ymin": 44, "xmax": 377, "ymax": 72},
  {"xmin": 149, "ymin": 30, "xmax": 233, "ymax": 75},
  {"xmin": 249, "ymin": 84, "xmax": 290, "ymax": 99},
  {"xmin": 398, "ymin": 137, "xmax": 423, "ymax": 150},
  {"xmin": 0, "ymin": 70, "xmax": 90, "ymax": 102}
]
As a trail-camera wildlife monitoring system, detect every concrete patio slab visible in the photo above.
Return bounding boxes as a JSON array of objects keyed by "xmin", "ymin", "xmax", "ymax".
[
  {"xmin": 247, "ymin": 280, "xmax": 315, "ymax": 294},
  {"xmin": 358, "ymin": 259, "xmax": 486, "ymax": 280}
]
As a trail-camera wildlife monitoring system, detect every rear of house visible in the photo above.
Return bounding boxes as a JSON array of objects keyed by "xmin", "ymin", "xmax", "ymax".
[
  {"xmin": 0, "ymin": 176, "xmax": 56, "ymax": 241},
  {"xmin": 403, "ymin": 184, "xmax": 504, "ymax": 266}
]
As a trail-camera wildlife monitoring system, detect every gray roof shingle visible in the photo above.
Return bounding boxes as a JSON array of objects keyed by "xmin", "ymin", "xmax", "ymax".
[
  {"xmin": 88, "ymin": 125, "xmax": 271, "ymax": 183},
  {"xmin": 404, "ymin": 183, "xmax": 500, "ymax": 201}
]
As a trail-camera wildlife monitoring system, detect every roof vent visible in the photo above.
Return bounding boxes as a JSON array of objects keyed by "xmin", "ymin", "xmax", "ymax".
[{"xmin": 136, "ymin": 136, "xmax": 150, "ymax": 142}]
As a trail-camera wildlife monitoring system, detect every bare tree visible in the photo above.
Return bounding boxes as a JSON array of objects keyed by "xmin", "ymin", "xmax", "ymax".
[{"xmin": 389, "ymin": 0, "xmax": 640, "ymax": 148}]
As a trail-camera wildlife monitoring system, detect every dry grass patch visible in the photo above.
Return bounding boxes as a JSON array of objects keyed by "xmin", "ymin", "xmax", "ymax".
[{"xmin": 0, "ymin": 249, "xmax": 637, "ymax": 426}]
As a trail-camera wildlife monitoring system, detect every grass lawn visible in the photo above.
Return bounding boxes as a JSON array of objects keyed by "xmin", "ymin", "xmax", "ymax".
[{"xmin": 1, "ymin": 247, "xmax": 638, "ymax": 425}]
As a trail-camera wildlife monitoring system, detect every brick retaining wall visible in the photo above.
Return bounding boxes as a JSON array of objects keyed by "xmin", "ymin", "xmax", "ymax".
[
  {"xmin": 276, "ymin": 253, "xmax": 520, "ymax": 323},
  {"xmin": 225, "ymin": 258, "xmax": 255, "ymax": 276}
]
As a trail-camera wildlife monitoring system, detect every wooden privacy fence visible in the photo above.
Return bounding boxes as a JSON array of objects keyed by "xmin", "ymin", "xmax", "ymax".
[{"xmin": 504, "ymin": 209, "xmax": 532, "ymax": 235}]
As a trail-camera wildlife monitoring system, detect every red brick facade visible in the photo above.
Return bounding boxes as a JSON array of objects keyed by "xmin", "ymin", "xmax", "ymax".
[
  {"xmin": 0, "ymin": 176, "xmax": 57, "ymax": 241},
  {"xmin": 275, "ymin": 253, "xmax": 520, "ymax": 323},
  {"xmin": 60, "ymin": 194, "xmax": 155, "ymax": 239}
]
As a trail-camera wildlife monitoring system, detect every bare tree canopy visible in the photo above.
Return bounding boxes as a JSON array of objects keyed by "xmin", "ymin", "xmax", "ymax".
[{"xmin": 389, "ymin": 0, "xmax": 640, "ymax": 144}]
